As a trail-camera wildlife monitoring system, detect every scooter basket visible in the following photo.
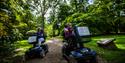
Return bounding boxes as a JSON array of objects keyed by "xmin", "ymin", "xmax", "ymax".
[{"xmin": 28, "ymin": 36, "xmax": 37, "ymax": 44}]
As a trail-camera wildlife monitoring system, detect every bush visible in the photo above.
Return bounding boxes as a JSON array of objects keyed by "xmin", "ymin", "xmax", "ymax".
[
  {"xmin": 26, "ymin": 30, "xmax": 36, "ymax": 36},
  {"xmin": 12, "ymin": 29, "xmax": 23, "ymax": 41}
]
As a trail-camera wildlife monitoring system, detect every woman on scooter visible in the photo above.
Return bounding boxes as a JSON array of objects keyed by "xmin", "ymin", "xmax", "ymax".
[{"xmin": 64, "ymin": 23, "xmax": 76, "ymax": 43}]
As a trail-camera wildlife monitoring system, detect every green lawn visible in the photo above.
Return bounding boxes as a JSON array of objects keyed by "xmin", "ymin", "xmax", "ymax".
[
  {"xmin": 13, "ymin": 38, "xmax": 51, "ymax": 57},
  {"xmin": 13, "ymin": 40, "xmax": 32, "ymax": 57},
  {"xmin": 84, "ymin": 35, "xmax": 125, "ymax": 63},
  {"xmin": 1, "ymin": 40, "xmax": 32, "ymax": 63}
]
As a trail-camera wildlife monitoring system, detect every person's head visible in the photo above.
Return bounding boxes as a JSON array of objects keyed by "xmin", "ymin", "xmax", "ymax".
[
  {"xmin": 40, "ymin": 28, "xmax": 44, "ymax": 33},
  {"xmin": 64, "ymin": 24, "xmax": 68, "ymax": 28},
  {"xmin": 37, "ymin": 27, "xmax": 41, "ymax": 32},
  {"xmin": 67, "ymin": 23, "xmax": 72, "ymax": 28},
  {"xmin": 64, "ymin": 23, "xmax": 72, "ymax": 28}
]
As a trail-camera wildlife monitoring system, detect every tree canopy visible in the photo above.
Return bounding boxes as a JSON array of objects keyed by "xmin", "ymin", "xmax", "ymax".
[{"xmin": 1, "ymin": 0, "xmax": 125, "ymax": 63}]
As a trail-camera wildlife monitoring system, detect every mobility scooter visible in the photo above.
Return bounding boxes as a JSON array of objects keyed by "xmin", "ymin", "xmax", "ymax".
[
  {"xmin": 62, "ymin": 24, "xmax": 97, "ymax": 63},
  {"xmin": 24, "ymin": 33, "xmax": 48, "ymax": 60}
]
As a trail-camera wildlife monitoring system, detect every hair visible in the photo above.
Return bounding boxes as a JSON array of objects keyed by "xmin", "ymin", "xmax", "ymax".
[
  {"xmin": 40, "ymin": 28, "xmax": 44, "ymax": 33},
  {"xmin": 64, "ymin": 23, "xmax": 72, "ymax": 28},
  {"xmin": 37, "ymin": 27, "xmax": 41, "ymax": 32},
  {"xmin": 64, "ymin": 24, "xmax": 67, "ymax": 28},
  {"xmin": 67, "ymin": 23, "xmax": 72, "ymax": 26}
]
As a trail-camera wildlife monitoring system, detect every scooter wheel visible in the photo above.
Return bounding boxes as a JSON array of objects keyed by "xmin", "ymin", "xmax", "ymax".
[
  {"xmin": 69, "ymin": 57, "xmax": 77, "ymax": 63},
  {"xmin": 40, "ymin": 50, "xmax": 45, "ymax": 58},
  {"xmin": 24, "ymin": 54, "xmax": 29, "ymax": 60}
]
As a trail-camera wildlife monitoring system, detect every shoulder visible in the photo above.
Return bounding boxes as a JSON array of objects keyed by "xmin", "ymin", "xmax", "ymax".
[{"xmin": 64, "ymin": 28, "xmax": 68, "ymax": 31}]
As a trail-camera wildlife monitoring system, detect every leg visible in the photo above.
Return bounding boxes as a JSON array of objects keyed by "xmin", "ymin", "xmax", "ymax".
[{"xmin": 38, "ymin": 38, "xmax": 44, "ymax": 46}]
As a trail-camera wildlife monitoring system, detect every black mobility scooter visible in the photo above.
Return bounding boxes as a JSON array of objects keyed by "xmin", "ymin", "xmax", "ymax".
[
  {"xmin": 25, "ymin": 33, "xmax": 48, "ymax": 60},
  {"xmin": 62, "ymin": 25, "xmax": 97, "ymax": 63}
]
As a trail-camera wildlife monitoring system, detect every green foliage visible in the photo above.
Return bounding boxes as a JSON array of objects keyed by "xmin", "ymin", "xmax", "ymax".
[
  {"xmin": 0, "ymin": 0, "xmax": 38, "ymax": 62},
  {"xmin": 45, "ymin": 24, "xmax": 53, "ymax": 36},
  {"xmin": 12, "ymin": 29, "xmax": 23, "ymax": 41},
  {"xmin": 57, "ymin": 3, "xmax": 73, "ymax": 22},
  {"xmin": 1, "ymin": 0, "xmax": 125, "ymax": 62},
  {"xmin": 26, "ymin": 30, "xmax": 36, "ymax": 36},
  {"xmin": 59, "ymin": 0, "xmax": 125, "ymax": 35},
  {"xmin": 0, "ymin": 0, "xmax": 37, "ymax": 39},
  {"xmin": 14, "ymin": 40, "xmax": 31, "ymax": 51},
  {"xmin": 70, "ymin": 0, "xmax": 89, "ymax": 12}
]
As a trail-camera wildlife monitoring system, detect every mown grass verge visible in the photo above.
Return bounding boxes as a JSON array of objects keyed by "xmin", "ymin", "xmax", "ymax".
[{"xmin": 84, "ymin": 35, "xmax": 125, "ymax": 63}]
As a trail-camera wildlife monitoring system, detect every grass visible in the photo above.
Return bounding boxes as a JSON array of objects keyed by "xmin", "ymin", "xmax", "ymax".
[
  {"xmin": 13, "ymin": 37, "xmax": 51, "ymax": 57},
  {"xmin": 0, "ymin": 40, "xmax": 32, "ymax": 63},
  {"xmin": 84, "ymin": 35, "xmax": 125, "ymax": 63},
  {"xmin": 13, "ymin": 40, "xmax": 32, "ymax": 57}
]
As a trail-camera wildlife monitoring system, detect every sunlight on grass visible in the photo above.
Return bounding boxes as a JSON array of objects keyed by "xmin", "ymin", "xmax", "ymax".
[
  {"xmin": 116, "ymin": 44, "xmax": 125, "ymax": 49},
  {"xmin": 13, "ymin": 40, "xmax": 32, "ymax": 57},
  {"xmin": 84, "ymin": 35, "xmax": 125, "ymax": 63}
]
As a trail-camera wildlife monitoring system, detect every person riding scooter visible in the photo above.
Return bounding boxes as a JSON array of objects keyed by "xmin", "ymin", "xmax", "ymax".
[
  {"xmin": 62, "ymin": 23, "xmax": 97, "ymax": 63},
  {"xmin": 25, "ymin": 28, "xmax": 48, "ymax": 59},
  {"xmin": 36, "ymin": 28, "xmax": 46, "ymax": 47},
  {"xmin": 63, "ymin": 23, "xmax": 78, "ymax": 57},
  {"xmin": 64, "ymin": 23, "xmax": 76, "ymax": 42},
  {"xmin": 64, "ymin": 23, "xmax": 80, "ymax": 47}
]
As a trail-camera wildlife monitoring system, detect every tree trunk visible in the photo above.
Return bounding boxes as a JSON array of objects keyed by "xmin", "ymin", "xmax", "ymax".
[
  {"xmin": 41, "ymin": 13, "xmax": 45, "ymax": 31},
  {"xmin": 75, "ymin": 0, "xmax": 78, "ymax": 12},
  {"xmin": 52, "ymin": 8, "xmax": 56, "ymax": 37}
]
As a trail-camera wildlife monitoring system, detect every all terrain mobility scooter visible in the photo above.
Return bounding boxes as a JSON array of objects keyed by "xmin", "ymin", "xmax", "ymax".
[
  {"xmin": 62, "ymin": 23, "xmax": 97, "ymax": 63},
  {"xmin": 24, "ymin": 33, "xmax": 48, "ymax": 60}
]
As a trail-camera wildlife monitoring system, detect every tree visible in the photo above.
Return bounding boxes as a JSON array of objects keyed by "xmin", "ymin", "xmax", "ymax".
[
  {"xmin": 61, "ymin": 0, "xmax": 125, "ymax": 34},
  {"xmin": 57, "ymin": 3, "xmax": 73, "ymax": 22},
  {"xmin": 28, "ymin": 0, "xmax": 60, "ymax": 30},
  {"xmin": 70, "ymin": 0, "xmax": 89, "ymax": 12}
]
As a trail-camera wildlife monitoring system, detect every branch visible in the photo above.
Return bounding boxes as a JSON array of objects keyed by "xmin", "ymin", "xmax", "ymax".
[{"xmin": 53, "ymin": 0, "xmax": 60, "ymax": 8}]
